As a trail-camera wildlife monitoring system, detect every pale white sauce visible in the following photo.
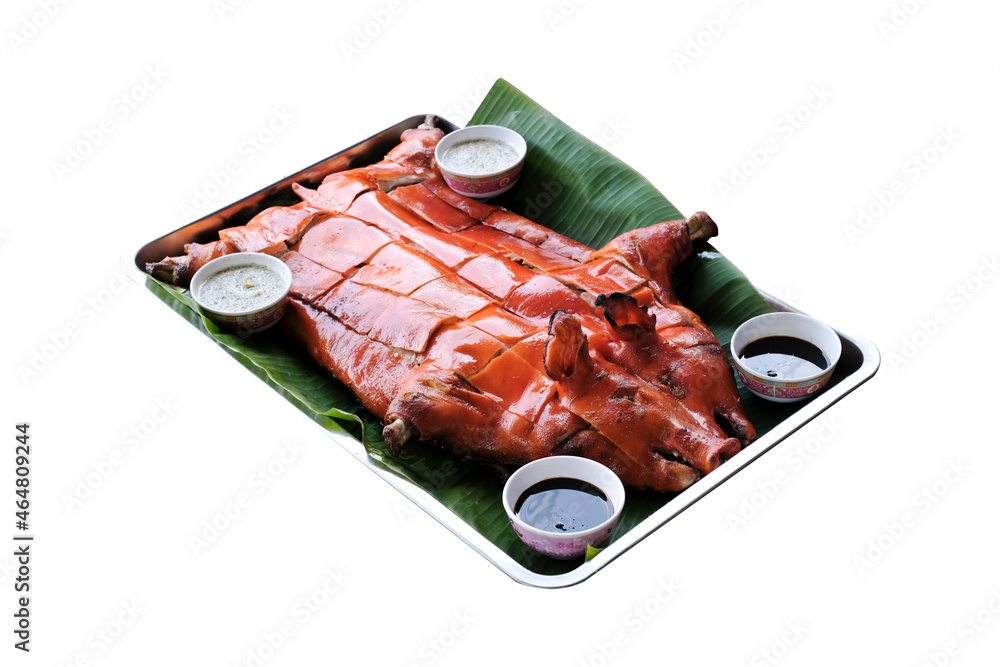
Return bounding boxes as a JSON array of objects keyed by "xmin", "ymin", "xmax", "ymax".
[
  {"xmin": 199, "ymin": 264, "xmax": 284, "ymax": 312},
  {"xmin": 441, "ymin": 138, "xmax": 519, "ymax": 175}
]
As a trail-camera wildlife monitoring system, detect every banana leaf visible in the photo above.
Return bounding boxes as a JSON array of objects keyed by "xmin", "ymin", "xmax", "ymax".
[{"xmin": 145, "ymin": 79, "xmax": 833, "ymax": 578}]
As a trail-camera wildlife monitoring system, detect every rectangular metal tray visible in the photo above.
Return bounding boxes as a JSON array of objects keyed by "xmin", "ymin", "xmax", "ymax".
[{"xmin": 125, "ymin": 114, "xmax": 880, "ymax": 588}]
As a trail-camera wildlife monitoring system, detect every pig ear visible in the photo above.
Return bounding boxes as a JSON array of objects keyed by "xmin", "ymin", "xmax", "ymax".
[
  {"xmin": 544, "ymin": 310, "xmax": 590, "ymax": 382},
  {"xmin": 595, "ymin": 293, "xmax": 656, "ymax": 340}
]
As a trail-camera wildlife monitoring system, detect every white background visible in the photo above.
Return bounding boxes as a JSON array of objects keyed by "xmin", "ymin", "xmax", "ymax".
[{"xmin": 4, "ymin": 0, "xmax": 999, "ymax": 665}]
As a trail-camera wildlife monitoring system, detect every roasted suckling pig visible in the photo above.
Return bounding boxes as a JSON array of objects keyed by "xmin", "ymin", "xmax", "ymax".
[{"xmin": 148, "ymin": 119, "xmax": 755, "ymax": 492}]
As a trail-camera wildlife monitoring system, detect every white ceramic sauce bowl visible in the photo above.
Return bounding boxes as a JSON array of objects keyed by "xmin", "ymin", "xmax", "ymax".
[
  {"xmin": 434, "ymin": 125, "xmax": 526, "ymax": 199},
  {"xmin": 502, "ymin": 456, "xmax": 625, "ymax": 560},
  {"xmin": 731, "ymin": 312, "xmax": 842, "ymax": 403},
  {"xmin": 190, "ymin": 252, "xmax": 292, "ymax": 337}
]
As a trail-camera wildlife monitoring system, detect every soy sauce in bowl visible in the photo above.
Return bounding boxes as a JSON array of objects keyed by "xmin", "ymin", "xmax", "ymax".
[
  {"xmin": 502, "ymin": 456, "xmax": 626, "ymax": 559},
  {"xmin": 738, "ymin": 335, "xmax": 829, "ymax": 379},
  {"xmin": 730, "ymin": 312, "xmax": 843, "ymax": 403},
  {"xmin": 514, "ymin": 478, "xmax": 613, "ymax": 533}
]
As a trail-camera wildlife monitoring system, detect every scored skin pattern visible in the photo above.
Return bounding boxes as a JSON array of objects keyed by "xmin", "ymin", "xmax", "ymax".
[{"xmin": 147, "ymin": 123, "xmax": 756, "ymax": 493}]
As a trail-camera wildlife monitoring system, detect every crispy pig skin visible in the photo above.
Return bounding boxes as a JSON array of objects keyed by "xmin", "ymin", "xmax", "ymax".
[{"xmin": 150, "ymin": 122, "xmax": 755, "ymax": 492}]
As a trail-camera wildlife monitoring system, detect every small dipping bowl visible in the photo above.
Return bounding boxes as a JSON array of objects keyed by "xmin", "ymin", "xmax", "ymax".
[
  {"xmin": 190, "ymin": 252, "xmax": 292, "ymax": 337},
  {"xmin": 502, "ymin": 456, "xmax": 625, "ymax": 560},
  {"xmin": 731, "ymin": 312, "xmax": 842, "ymax": 403},
  {"xmin": 434, "ymin": 124, "xmax": 526, "ymax": 199}
]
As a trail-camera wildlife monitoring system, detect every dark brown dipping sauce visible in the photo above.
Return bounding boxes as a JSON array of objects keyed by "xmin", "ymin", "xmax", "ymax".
[
  {"xmin": 514, "ymin": 478, "xmax": 612, "ymax": 533},
  {"xmin": 739, "ymin": 335, "xmax": 829, "ymax": 379}
]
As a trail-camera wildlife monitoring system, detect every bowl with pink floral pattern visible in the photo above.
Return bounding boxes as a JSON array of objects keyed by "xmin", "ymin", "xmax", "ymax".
[
  {"xmin": 502, "ymin": 456, "xmax": 626, "ymax": 560},
  {"xmin": 435, "ymin": 125, "xmax": 526, "ymax": 199},
  {"xmin": 731, "ymin": 312, "xmax": 842, "ymax": 403}
]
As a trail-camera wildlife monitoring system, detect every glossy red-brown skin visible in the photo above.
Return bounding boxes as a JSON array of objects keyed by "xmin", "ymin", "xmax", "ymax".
[
  {"xmin": 182, "ymin": 239, "xmax": 236, "ymax": 281},
  {"xmin": 390, "ymin": 183, "xmax": 477, "ymax": 233},
  {"xmin": 484, "ymin": 210, "xmax": 592, "ymax": 262},
  {"xmin": 420, "ymin": 173, "xmax": 499, "ymax": 221},
  {"xmin": 281, "ymin": 251, "xmax": 343, "ymax": 303},
  {"xmin": 220, "ymin": 203, "xmax": 327, "ymax": 254},
  {"xmin": 352, "ymin": 243, "xmax": 450, "ymax": 296},
  {"xmin": 504, "ymin": 275, "xmax": 605, "ymax": 331},
  {"xmin": 151, "ymin": 125, "xmax": 755, "ymax": 492},
  {"xmin": 554, "ymin": 429, "xmax": 701, "ymax": 493},
  {"xmin": 296, "ymin": 172, "xmax": 376, "ymax": 212},
  {"xmin": 420, "ymin": 324, "xmax": 505, "ymax": 376},
  {"xmin": 544, "ymin": 312, "xmax": 742, "ymax": 475},
  {"xmin": 147, "ymin": 239, "xmax": 236, "ymax": 287},
  {"xmin": 456, "ymin": 226, "xmax": 579, "ymax": 273},
  {"xmin": 293, "ymin": 215, "xmax": 393, "ymax": 273},
  {"xmin": 386, "ymin": 127, "xmax": 444, "ymax": 175},
  {"xmin": 281, "ymin": 300, "xmax": 415, "ymax": 418},
  {"xmin": 589, "ymin": 218, "xmax": 700, "ymax": 303},
  {"xmin": 410, "ymin": 276, "xmax": 497, "ymax": 318},
  {"xmin": 457, "ymin": 254, "xmax": 538, "ymax": 301}
]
